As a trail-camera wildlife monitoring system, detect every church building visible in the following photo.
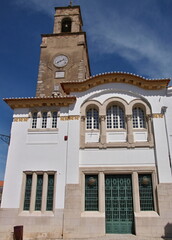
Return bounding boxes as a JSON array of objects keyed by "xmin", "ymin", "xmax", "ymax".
[{"xmin": 1, "ymin": 5, "xmax": 172, "ymax": 240}]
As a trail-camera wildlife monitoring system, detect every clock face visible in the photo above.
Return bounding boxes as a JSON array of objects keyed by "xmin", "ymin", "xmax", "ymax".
[{"xmin": 53, "ymin": 55, "xmax": 68, "ymax": 68}]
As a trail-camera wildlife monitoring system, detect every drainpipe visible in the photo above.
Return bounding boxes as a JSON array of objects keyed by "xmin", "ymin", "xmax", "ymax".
[
  {"xmin": 161, "ymin": 106, "xmax": 172, "ymax": 174},
  {"xmin": 61, "ymin": 107, "xmax": 70, "ymax": 238}
]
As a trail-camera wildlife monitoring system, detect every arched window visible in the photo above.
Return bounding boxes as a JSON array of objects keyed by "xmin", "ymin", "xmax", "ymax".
[
  {"xmin": 132, "ymin": 107, "xmax": 146, "ymax": 128},
  {"xmin": 42, "ymin": 112, "xmax": 47, "ymax": 128},
  {"xmin": 106, "ymin": 105, "xmax": 125, "ymax": 129},
  {"xmin": 52, "ymin": 112, "xmax": 57, "ymax": 128},
  {"xmin": 61, "ymin": 18, "xmax": 72, "ymax": 33},
  {"xmin": 86, "ymin": 108, "xmax": 99, "ymax": 129},
  {"xmin": 32, "ymin": 112, "xmax": 37, "ymax": 128}
]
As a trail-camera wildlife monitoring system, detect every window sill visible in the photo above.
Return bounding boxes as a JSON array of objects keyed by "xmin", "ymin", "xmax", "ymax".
[
  {"xmin": 81, "ymin": 141, "xmax": 154, "ymax": 149},
  {"xmin": 19, "ymin": 211, "xmax": 55, "ymax": 217},
  {"xmin": 134, "ymin": 211, "xmax": 159, "ymax": 218},
  {"xmin": 28, "ymin": 128, "xmax": 58, "ymax": 133}
]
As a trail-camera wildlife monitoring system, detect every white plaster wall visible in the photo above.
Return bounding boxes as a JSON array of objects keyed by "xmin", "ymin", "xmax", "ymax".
[
  {"xmin": 2, "ymin": 108, "xmax": 70, "ymax": 209},
  {"xmin": 79, "ymin": 148, "xmax": 155, "ymax": 167},
  {"xmin": 152, "ymin": 117, "xmax": 172, "ymax": 183},
  {"xmin": 66, "ymin": 119, "xmax": 80, "ymax": 184},
  {"xmin": 69, "ymin": 83, "xmax": 167, "ymax": 115}
]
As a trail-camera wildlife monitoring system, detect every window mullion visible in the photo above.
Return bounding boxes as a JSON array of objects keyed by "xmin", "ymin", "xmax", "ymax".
[
  {"xmin": 30, "ymin": 173, "xmax": 37, "ymax": 213},
  {"xmin": 111, "ymin": 107, "xmax": 113, "ymax": 129},
  {"xmin": 137, "ymin": 108, "xmax": 140, "ymax": 128},
  {"xmin": 41, "ymin": 172, "xmax": 48, "ymax": 213},
  {"xmin": 92, "ymin": 109, "xmax": 94, "ymax": 129},
  {"xmin": 117, "ymin": 106, "xmax": 120, "ymax": 129}
]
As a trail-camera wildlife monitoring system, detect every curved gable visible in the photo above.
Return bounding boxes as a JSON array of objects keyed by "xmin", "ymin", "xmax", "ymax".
[{"xmin": 61, "ymin": 72, "xmax": 170, "ymax": 94}]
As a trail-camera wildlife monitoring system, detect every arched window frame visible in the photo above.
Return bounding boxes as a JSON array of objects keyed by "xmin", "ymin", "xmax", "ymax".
[
  {"xmin": 61, "ymin": 17, "xmax": 72, "ymax": 33},
  {"xmin": 132, "ymin": 107, "xmax": 146, "ymax": 129},
  {"xmin": 106, "ymin": 104, "xmax": 125, "ymax": 129},
  {"xmin": 86, "ymin": 108, "xmax": 99, "ymax": 130},
  {"xmin": 80, "ymin": 98, "xmax": 153, "ymax": 148}
]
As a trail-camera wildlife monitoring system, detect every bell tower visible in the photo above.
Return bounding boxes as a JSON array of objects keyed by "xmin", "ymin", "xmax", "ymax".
[{"xmin": 36, "ymin": 6, "xmax": 91, "ymax": 97}]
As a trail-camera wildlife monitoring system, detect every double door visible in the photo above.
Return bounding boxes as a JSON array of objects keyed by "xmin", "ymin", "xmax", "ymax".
[{"xmin": 105, "ymin": 175, "xmax": 134, "ymax": 234}]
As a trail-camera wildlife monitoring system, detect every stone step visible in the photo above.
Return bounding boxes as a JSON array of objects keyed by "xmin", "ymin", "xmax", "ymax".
[
  {"xmin": 1, "ymin": 235, "xmax": 172, "ymax": 240},
  {"xmin": 24, "ymin": 236, "xmax": 172, "ymax": 240}
]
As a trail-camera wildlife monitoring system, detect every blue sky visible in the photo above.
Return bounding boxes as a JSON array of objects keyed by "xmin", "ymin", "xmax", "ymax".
[{"xmin": 0, "ymin": 0, "xmax": 172, "ymax": 179}]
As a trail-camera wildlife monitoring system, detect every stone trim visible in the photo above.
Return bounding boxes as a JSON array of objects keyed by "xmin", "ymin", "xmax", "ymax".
[
  {"xmin": 60, "ymin": 115, "xmax": 80, "ymax": 121},
  {"xmin": 152, "ymin": 113, "xmax": 164, "ymax": 118},
  {"xmin": 13, "ymin": 117, "xmax": 28, "ymax": 122},
  {"xmin": 20, "ymin": 171, "xmax": 56, "ymax": 215},
  {"xmin": 80, "ymin": 98, "xmax": 154, "ymax": 149},
  {"xmin": 80, "ymin": 166, "xmax": 157, "ymax": 216},
  {"xmin": 61, "ymin": 72, "xmax": 170, "ymax": 94}
]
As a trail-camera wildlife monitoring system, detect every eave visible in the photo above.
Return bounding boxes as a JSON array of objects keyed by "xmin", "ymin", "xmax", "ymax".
[
  {"xmin": 61, "ymin": 72, "xmax": 170, "ymax": 94},
  {"xmin": 3, "ymin": 96, "xmax": 76, "ymax": 110}
]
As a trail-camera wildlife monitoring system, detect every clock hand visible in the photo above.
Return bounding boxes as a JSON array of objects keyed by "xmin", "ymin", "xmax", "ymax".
[{"xmin": 57, "ymin": 59, "xmax": 64, "ymax": 63}]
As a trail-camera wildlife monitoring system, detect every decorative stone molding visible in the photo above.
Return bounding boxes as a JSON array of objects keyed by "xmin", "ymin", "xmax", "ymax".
[
  {"xmin": 61, "ymin": 72, "xmax": 170, "ymax": 94},
  {"xmin": 60, "ymin": 115, "xmax": 80, "ymax": 121},
  {"xmin": 152, "ymin": 114, "xmax": 164, "ymax": 118},
  {"xmin": 13, "ymin": 117, "xmax": 28, "ymax": 122},
  {"xmin": 81, "ymin": 116, "xmax": 85, "ymax": 121}
]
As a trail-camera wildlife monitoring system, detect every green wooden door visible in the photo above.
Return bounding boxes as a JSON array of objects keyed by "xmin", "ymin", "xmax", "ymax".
[{"xmin": 105, "ymin": 175, "xmax": 134, "ymax": 234}]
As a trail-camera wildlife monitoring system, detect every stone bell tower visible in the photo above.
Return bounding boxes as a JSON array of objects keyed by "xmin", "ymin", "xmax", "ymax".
[{"xmin": 36, "ymin": 5, "xmax": 91, "ymax": 97}]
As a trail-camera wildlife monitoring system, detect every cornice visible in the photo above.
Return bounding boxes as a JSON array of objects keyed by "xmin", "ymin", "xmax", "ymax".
[
  {"xmin": 3, "ymin": 96, "xmax": 76, "ymax": 110},
  {"xmin": 41, "ymin": 32, "xmax": 86, "ymax": 38},
  {"xmin": 61, "ymin": 72, "xmax": 170, "ymax": 94}
]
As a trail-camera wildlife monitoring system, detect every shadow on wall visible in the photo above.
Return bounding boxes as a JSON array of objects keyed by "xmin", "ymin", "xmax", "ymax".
[{"xmin": 162, "ymin": 223, "xmax": 172, "ymax": 239}]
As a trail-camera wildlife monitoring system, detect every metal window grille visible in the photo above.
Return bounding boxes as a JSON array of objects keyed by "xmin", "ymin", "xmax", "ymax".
[
  {"xmin": 106, "ymin": 105, "xmax": 125, "ymax": 129},
  {"xmin": 52, "ymin": 112, "xmax": 57, "ymax": 128},
  {"xmin": 133, "ymin": 107, "xmax": 145, "ymax": 128},
  {"xmin": 32, "ymin": 112, "xmax": 37, "ymax": 128},
  {"xmin": 42, "ymin": 112, "xmax": 47, "ymax": 128},
  {"xmin": 85, "ymin": 175, "xmax": 99, "ymax": 211},
  {"xmin": 138, "ymin": 174, "xmax": 154, "ymax": 211},
  {"xmin": 86, "ymin": 108, "xmax": 99, "ymax": 129},
  {"xmin": 46, "ymin": 175, "xmax": 54, "ymax": 211},
  {"xmin": 23, "ymin": 174, "xmax": 32, "ymax": 210},
  {"xmin": 35, "ymin": 175, "xmax": 43, "ymax": 210}
]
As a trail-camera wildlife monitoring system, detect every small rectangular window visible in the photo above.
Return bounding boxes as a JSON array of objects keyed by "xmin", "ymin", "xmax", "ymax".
[
  {"xmin": 85, "ymin": 175, "xmax": 99, "ymax": 211},
  {"xmin": 42, "ymin": 112, "xmax": 47, "ymax": 128},
  {"xmin": 23, "ymin": 174, "xmax": 32, "ymax": 210},
  {"xmin": 138, "ymin": 174, "xmax": 154, "ymax": 211},
  {"xmin": 32, "ymin": 112, "xmax": 37, "ymax": 128},
  {"xmin": 52, "ymin": 112, "xmax": 57, "ymax": 128},
  {"xmin": 55, "ymin": 71, "xmax": 65, "ymax": 78}
]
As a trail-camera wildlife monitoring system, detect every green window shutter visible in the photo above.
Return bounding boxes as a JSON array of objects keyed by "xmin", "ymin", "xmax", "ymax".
[
  {"xmin": 35, "ymin": 175, "xmax": 43, "ymax": 210},
  {"xmin": 85, "ymin": 175, "xmax": 98, "ymax": 211},
  {"xmin": 46, "ymin": 175, "xmax": 54, "ymax": 211},
  {"xmin": 138, "ymin": 174, "xmax": 154, "ymax": 211},
  {"xmin": 24, "ymin": 174, "xmax": 32, "ymax": 210}
]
